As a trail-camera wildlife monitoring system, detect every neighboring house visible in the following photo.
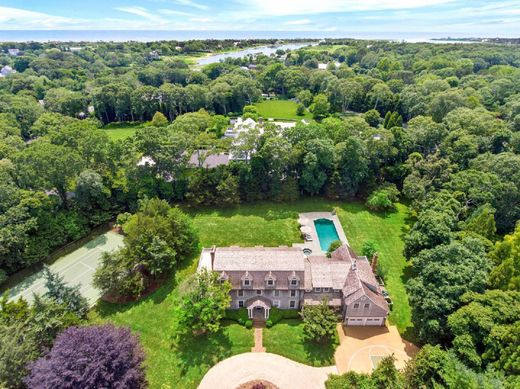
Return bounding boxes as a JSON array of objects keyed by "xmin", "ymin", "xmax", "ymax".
[
  {"xmin": 0, "ymin": 65, "xmax": 15, "ymax": 78},
  {"xmin": 8, "ymin": 48, "xmax": 20, "ymax": 56},
  {"xmin": 148, "ymin": 50, "xmax": 160, "ymax": 60},
  {"xmin": 188, "ymin": 150, "xmax": 230, "ymax": 169},
  {"xmin": 224, "ymin": 117, "xmax": 260, "ymax": 139},
  {"xmin": 197, "ymin": 214, "xmax": 389, "ymax": 326}
]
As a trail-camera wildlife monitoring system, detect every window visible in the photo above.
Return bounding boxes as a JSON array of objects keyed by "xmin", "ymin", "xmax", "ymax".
[
  {"xmin": 256, "ymin": 290, "xmax": 262, "ymax": 295},
  {"xmin": 266, "ymin": 279, "xmax": 274, "ymax": 286},
  {"xmin": 364, "ymin": 303, "xmax": 370, "ymax": 309},
  {"xmin": 314, "ymin": 287, "xmax": 322, "ymax": 293},
  {"xmin": 290, "ymin": 279, "xmax": 298, "ymax": 286},
  {"xmin": 290, "ymin": 290, "xmax": 297, "ymax": 297},
  {"xmin": 238, "ymin": 300, "xmax": 244, "ymax": 308},
  {"xmin": 273, "ymin": 290, "xmax": 280, "ymax": 297},
  {"xmin": 323, "ymin": 288, "xmax": 330, "ymax": 293},
  {"xmin": 237, "ymin": 290, "xmax": 244, "ymax": 297},
  {"xmin": 243, "ymin": 279, "xmax": 250, "ymax": 286},
  {"xmin": 273, "ymin": 300, "xmax": 280, "ymax": 307},
  {"xmin": 289, "ymin": 301, "xmax": 296, "ymax": 308},
  {"xmin": 354, "ymin": 303, "xmax": 360, "ymax": 309}
]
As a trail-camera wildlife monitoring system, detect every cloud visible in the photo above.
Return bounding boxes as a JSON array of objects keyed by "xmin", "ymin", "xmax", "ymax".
[
  {"xmin": 189, "ymin": 17, "xmax": 214, "ymax": 22},
  {"xmin": 158, "ymin": 9, "xmax": 194, "ymax": 17},
  {"xmin": 0, "ymin": 6, "xmax": 83, "ymax": 29},
  {"xmin": 174, "ymin": 0, "xmax": 209, "ymax": 11},
  {"xmin": 235, "ymin": 0, "xmax": 455, "ymax": 17},
  {"xmin": 116, "ymin": 6, "xmax": 168, "ymax": 24},
  {"xmin": 285, "ymin": 19, "xmax": 313, "ymax": 25}
]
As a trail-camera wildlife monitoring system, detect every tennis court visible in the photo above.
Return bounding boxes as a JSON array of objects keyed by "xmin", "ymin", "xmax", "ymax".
[{"xmin": 8, "ymin": 231, "xmax": 124, "ymax": 306}]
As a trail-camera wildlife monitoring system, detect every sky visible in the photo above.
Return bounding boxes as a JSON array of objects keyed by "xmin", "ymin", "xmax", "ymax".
[{"xmin": 0, "ymin": 0, "xmax": 519, "ymax": 36}]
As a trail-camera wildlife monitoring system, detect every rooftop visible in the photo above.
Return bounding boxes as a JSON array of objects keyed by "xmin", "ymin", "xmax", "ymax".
[{"xmin": 213, "ymin": 246, "xmax": 305, "ymax": 272}]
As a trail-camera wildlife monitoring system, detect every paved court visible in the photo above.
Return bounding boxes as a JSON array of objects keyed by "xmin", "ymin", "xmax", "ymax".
[
  {"xmin": 334, "ymin": 323, "xmax": 418, "ymax": 374},
  {"xmin": 8, "ymin": 231, "xmax": 124, "ymax": 306},
  {"xmin": 198, "ymin": 352, "xmax": 337, "ymax": 389}
]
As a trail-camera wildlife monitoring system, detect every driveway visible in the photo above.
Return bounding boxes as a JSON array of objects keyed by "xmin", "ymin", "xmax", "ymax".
[
  {"xmin": 334, "ymin": 324, "xmax": 418, "ymax": 374},
  {"xmin": 198, "ymin": 353, "xmax": 337, "ymax": 389}
]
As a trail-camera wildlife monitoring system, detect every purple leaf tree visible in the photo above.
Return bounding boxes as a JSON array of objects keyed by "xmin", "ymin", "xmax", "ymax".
[{"xmin": 25, "ymin": 325, "xmax": 146, "ymax": 389}]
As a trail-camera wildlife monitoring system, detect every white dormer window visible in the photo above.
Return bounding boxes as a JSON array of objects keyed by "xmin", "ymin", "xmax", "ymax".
[
  {"xmin": 243, "ymin": 279, "xmax": 250, "ymax": 286},
  {"xmin": 267, "ymin": 279, "xmax": 274, "ymax": 286},
  {"xmin": 323, "ymin": 288, "xmax": 330, "ymax": 293},
  {"xmin": 314, "ymin": 287, "xmax": 322, "ymax": 293},
  {"xmin": 290, "ymin": 279, "xmax": 298, "ymax": 286}
]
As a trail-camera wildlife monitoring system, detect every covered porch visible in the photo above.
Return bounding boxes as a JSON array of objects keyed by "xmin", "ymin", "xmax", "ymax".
[{"xmin": 246, "ymin": 296, "xmax": 272, "ymax": 320}]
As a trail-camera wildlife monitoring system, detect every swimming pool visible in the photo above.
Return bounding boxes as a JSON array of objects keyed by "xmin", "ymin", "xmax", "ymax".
[{"xmin": 314, "ymin": 218, "xmax": 340, "ymax": 251}]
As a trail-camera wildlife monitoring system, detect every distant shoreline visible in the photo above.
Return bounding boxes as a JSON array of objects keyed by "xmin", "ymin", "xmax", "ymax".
[{"xmin": 0, "ymin": 30, "xmax": 514, "ymax": 43}]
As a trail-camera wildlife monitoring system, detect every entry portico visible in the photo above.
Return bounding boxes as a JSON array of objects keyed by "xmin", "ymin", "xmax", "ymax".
[{"xmin": 247, "ymin": 296, "xmax": 271, "ymax": 319}]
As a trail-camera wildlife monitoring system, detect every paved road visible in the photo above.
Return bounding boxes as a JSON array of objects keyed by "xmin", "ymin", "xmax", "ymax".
[
  {"xmin": 198, "ymin": 353, "xmax": 337, "ymax": 389},
  {"xmin": 8, "ymin": 231, "xmax": 123, "ymax": 306}
]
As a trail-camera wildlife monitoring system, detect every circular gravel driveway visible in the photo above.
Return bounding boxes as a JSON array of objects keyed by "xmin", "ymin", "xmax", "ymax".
[{"xmin": 198, "ymin": 352, "xmax": 337, "ymax": 389}]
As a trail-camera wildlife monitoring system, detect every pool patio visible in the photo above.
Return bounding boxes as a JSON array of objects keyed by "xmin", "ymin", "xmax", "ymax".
[{"xmin": 293, "ymin": 212, "xmax": 349, "ymax": 255}]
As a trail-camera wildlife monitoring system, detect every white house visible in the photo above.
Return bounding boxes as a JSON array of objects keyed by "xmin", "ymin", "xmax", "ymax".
[{"xmin": 0, "ymin": 65, "xmax": 15, "ymax": 78}]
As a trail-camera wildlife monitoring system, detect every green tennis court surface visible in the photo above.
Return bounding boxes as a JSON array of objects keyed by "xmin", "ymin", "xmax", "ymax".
[{"xmin": 8, "ymin": 231, "xmax": 124, "ymax": 306}]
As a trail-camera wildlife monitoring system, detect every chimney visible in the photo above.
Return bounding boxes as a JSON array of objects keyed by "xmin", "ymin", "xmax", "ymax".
[
  {"xmin": 371, "ymin": 253, "xmax": 378, "ymax": 273},
  {"xmin": 210, "ymin": 245, "xmax": 216, "ymax": 269}
]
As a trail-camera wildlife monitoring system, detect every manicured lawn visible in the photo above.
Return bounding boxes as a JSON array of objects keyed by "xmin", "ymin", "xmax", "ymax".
[
  {"xmin": 89, "ymin": 198, "xmax": 411, "ymax": 388},
  {"xmin": 254, "ymin": 100, "xmax": 312, "ymax": 120},
  {"xmin": 263, "ymin": 319, "xmax": 337, "ymax": 366},
  {"xmin": 103, "ymin": 122, "xmax": 142, "ymax": 141}
]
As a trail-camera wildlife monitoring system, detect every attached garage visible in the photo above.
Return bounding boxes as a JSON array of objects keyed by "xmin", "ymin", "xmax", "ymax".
[{"xmin": 346, "ymin": 317, "xmax": 385, "ymax": 326}]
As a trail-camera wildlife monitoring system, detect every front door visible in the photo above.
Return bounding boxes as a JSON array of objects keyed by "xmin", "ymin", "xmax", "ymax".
[{"xmin": 253, "ymin": 306, "xmax": 265, "ymax": 320}]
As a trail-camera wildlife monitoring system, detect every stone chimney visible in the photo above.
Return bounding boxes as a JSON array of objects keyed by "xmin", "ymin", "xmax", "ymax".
[
  {"xmin": 371, "ymin": 253, "xmax": 378, "ymax": 273},
  {"xmin": 210, "ymin": 245, "xmax": 216, "ymax": 269}
]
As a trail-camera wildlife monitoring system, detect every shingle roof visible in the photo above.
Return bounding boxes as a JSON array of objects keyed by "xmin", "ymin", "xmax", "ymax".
[
  {"xmin": 213, "ymin": 247, "xmax": 305, "ymax": 272},
  {"xmin": 189, "ymin": 151, "xmax": 230, "ymax": 169}
]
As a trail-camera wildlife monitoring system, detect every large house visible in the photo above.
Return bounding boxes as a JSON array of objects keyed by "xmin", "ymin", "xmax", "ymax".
[{"xmin": 197, "ymin": 213, "xmax": 389, "ymax": 326}]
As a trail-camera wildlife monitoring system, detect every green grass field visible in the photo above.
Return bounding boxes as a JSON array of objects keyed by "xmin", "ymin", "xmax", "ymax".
[
  {"xmin": 254, "ymin": 100, "xmax": 312, "ymax": 120},
  {"xmin": 89, "ymin": 198, "xmax": 411, "ymax": 388},
  {"xmin": 103, "ymin": 122, "xmax": 142, "ymax": 141},
  {"xmin": 263, "ymin": 319, "xmax": 337, "ymax": 366}
]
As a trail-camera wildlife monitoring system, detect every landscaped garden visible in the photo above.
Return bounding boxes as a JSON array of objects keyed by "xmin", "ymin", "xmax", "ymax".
[
  {"xmin": 88, "ymin": 198, "xmax": 411, "ymax": 388},
  {"xmin": 254, "ymin": 99, "xmax": 312, "ymax": 120}
]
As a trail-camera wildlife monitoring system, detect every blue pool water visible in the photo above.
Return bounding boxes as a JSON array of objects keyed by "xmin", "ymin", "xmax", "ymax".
[{"xmin": 314, "ymin": 219, "xmax": 340, "ymax": 251}]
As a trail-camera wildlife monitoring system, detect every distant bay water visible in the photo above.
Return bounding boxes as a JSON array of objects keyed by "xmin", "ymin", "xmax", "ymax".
[{"xmin": 0, "ymin": 30, "xmax": 474, "ymax": 43}]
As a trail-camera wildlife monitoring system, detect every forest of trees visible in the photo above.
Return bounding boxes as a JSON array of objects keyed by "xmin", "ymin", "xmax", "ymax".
[{"xmin": 1, "ymin": 38, "xmax": 519, "ymax": 387}]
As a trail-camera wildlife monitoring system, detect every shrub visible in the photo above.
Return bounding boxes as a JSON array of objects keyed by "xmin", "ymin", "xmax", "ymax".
[
  {"xmin": 366, "ymin": 185, "xmax": 399, "ymax": 212},
  {"xmin": 224, "ymin": 308, "xmax": 249, "ymax": 326},
  {"xmin": 25, "ymin": 325, "xmax": 146, "ymax": 389},
  {"xmin": 150, "ymin": 111, "xmax": 168, "ymax": 127},
  {"xmin": 43, "ymin": 266, "xmax": 89, "ymax": 319},
  {"xmin": 296, "ymin": 103, "xmax": 305, "ymax": 116},
  {"xmin": 269, "ymin": 308, "xmax": 300, "ymax": 325},
  {"xmin": 245, "ymin": 320, "xmax": 253, "ymax": 329},
  {"xmin": 327, "ymin": 240, "xmax": 342, "ymax": 258},
  {"xmin": 301, "ymin": 301, "xmax": 338, "ymax": 344},
  {"xmin": 175, "ymin": 270, "xmax": 232, "ymax": 337},
  {"xmin": 361, "ymin": 240, "xmax": 378, "ymax": 259},
  {"xmin": 266, "ymin": 320, "xmax": 273, "ymax": 328}
]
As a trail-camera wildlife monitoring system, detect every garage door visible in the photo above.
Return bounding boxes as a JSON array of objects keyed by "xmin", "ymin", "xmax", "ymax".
[
  {"xmin": 347, "ymin": 318, "xmax": 365, "ymax": 326},
  {"xmin": 365, "ymin": 318, "xmax": 384, "ymax": 326}
]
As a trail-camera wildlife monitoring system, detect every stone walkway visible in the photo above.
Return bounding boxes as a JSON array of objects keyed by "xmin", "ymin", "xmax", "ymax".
[
  {"xmin": 198, "ymin": 353, "xmax": 337, "ymax": 389},
  {"xmin": 252, "ymin": 322, "xmax": 266, "ymax": 352}
]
